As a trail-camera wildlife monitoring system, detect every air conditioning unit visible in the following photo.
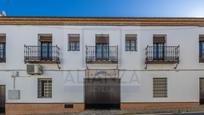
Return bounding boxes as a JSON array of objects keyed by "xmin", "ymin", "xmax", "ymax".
[{"xmin": 27, "ymin": 64, "xmax": 43, "ymax": 75}]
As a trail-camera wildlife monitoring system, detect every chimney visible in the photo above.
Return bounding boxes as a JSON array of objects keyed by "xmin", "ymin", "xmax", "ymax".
[{"xmin": 0, "ymin": 11, "xmax": 6, "ymax": 17}]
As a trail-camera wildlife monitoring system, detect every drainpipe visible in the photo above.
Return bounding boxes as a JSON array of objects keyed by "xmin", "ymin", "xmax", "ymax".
[{"xmin": 11, "ymin": 72, "xmax": 19, "ymax": 89}]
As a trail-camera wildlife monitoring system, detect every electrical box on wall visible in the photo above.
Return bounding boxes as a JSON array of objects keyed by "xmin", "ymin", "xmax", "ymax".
[{"xmin": 8, "ymin": 90, "xmax": 20, "ymax": 100}]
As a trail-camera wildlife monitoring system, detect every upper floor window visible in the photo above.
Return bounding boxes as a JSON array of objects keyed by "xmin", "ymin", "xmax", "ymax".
[
  {"xmin": 68, "ymin": 34, "xmax": 80, "ymax": 51},
  {"xmin": 38, "ymin": 78, "xmax": 52, "ymax": 98},
  {"xmin": 153, "ymin": 35, "xmax": 166, "ymax": 60},
  {"xmin": 153, "ymin": 78, "xmax": 167, "ymax": 98},
  {"xmin": 0, "ymin": 34, "xmax": 6, "ymax": 62},
  {"xmin": 95, "ymin": 34, "xmax": 109, "ymax": 60},
  {"xmin": 39, "ymin": 34, "xmax": 53, "ymax": 60},
  {"xmin": 125, "ymin": 34, "xmax": 137, "ymax": 51},
  {"xmin": 199, "ymin": 35, "xmax": 204, "ymax": 62}
]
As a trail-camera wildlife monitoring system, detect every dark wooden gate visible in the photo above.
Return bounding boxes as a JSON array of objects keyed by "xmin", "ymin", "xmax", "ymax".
[
  {"xmin": 0, "ymin": 85, "xmax": 5, "ymax": 113},
  {"xmin": 200, "ymin": 78, "xmax": 204, "ymax": 104},
  {"xmin": 85, "ymin": 78, "xmax": 120, "ymax": 109}
]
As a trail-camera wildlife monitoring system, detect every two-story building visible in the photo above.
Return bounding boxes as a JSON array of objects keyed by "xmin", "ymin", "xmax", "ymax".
[{"xmin": 0, "ymin": 17, "xmax": 204, "ymax": 114}]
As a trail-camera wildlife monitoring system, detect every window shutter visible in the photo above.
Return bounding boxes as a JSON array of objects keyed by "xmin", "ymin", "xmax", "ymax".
[
  {"xmin": 199, "ymin": 35, "xmax": 204, "ymax": 41},
  {"xmin": 39, "ymin": 34, "xmax": 52, "ymax": 42},
  {"xmin": 126, "ymin": 34, "xmax": 137, "ymax": 41},
  {"xmin": 96, "ymin": 34, "xmax": 109, "ymax": 44},
  {"xmin": 69, "ymin": 34, "xmax": 80, "ymax": 42},
  {"xmin": 0, "ymin": 34, "xmax": 6, "ymax": 43},
  {"xmin": 153, "ymin": 35, "xmax": 166, "ymax": 43}
]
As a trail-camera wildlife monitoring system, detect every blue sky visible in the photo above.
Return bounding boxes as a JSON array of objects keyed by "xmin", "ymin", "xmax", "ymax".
[{"xmin": 0, "ymin": 0, "xmax": 204, "ymax": 17}]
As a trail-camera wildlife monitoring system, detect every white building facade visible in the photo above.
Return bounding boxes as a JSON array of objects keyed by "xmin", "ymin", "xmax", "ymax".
[{"xmin": 0, "ymin": 17, "xmax": 203, "ymax": 114}]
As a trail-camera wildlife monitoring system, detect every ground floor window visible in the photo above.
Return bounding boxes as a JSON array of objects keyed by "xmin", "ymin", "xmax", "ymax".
[
  {"xmin": 153, "ymin": 78, "xmax": 167, "ymax": 98},
  {"xmin": 38, "ymin": 78, "xmax": 52, "ymax": 98}
]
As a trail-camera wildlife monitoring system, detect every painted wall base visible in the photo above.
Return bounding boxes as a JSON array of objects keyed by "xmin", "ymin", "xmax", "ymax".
[
  {"xmin": 6, "ymin": 103, "xmax": 85, "ymax": 115},
  {"xmin": 121, "ymin": 102, "xmax": 199, "ymax": 110},
  {"xmin": 5, "ymin": 102, "xmax": 200, "ymax": 115}
]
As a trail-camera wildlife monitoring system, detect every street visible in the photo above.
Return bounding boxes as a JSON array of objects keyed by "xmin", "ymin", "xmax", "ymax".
[{"xmin": 58, "ymin": 111, "xmax": 204, "ymax": 115}]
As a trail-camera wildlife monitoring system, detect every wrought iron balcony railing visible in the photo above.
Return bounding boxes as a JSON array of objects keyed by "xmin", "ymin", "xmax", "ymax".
[
  {"xmin": 24, "ymin": 45, "xmax": 60, "ymax": 64},
  {"xmin": 145, "ymin": 46, "xmax": 179, "ymax": 64},
  {"xmin": 86, "ymin": 46, "xmax": 118, "ymax": 64}
]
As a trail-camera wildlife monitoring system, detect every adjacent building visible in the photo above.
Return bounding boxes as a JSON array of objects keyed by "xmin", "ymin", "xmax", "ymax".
[{"xmin": 0, "ymin": 17, "xmax": 203, "ymax": 114}]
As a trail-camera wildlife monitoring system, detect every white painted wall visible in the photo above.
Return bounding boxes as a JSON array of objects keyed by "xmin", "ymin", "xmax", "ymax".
[{"xmin": 0, "ymin": 25, "xmax": 203, "ymax": 103}]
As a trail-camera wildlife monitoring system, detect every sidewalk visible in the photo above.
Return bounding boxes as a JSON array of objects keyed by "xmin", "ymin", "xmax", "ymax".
[
  {"xmin": 3, "ymin": 106, "xmax": 204, "ymax": 115},
  {"xmin": 61, "ymin": 106, "xmax": 204, "ymax": 115}
]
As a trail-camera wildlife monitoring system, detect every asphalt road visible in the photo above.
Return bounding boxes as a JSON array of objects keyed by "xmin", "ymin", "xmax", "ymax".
[
  {"xmin": 171, "ymin": 112, "xmax": 204, "ymax": 115},
  {"xmin": 1, "ymin": 111, "xmax": 204, "ymax": 115},
  {"xmin": 61, "ymin": 111, "xmax": 204, "ymax": 115},
  {"xmin": 74, "ymin": 111, "xmax": 204, "ymax": 115},
  {"xmin": 154, "ymin": 112, "xmax": 204, "ymax": 115}
]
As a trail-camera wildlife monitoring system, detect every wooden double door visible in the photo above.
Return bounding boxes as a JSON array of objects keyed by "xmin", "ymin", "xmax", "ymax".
[{"xmin": 85, "ymin": 78, "xmax": 120, "ymax": 109}]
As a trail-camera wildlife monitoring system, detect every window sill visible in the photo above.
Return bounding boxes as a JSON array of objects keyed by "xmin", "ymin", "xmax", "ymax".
[
  {"xmin": 37, "ymin": 97, "xmax": 52, "ymax": 99},
  {"xmin": 153, "ymin": 97, "xmax": 168, "ymax": 98},
  {"xmin": 67, "ymin": 50, "xmax": 80, "ymax": 52},
  {"xmin": 125, "ymin": 51, "xmax": 137, "ymax": 52}
]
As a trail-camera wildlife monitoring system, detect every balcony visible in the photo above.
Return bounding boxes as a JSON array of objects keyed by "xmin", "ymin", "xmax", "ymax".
[
  {"xmin": 86, "ymin": 46, "xmax": 118, "ymax": 64},
  {"xmin": 145, "ymin": 46, "xmax": 179, "ymax": 64},
  {"xmin": 24, "ymin": 45, "xmax": 60, "ymax": 64}
]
